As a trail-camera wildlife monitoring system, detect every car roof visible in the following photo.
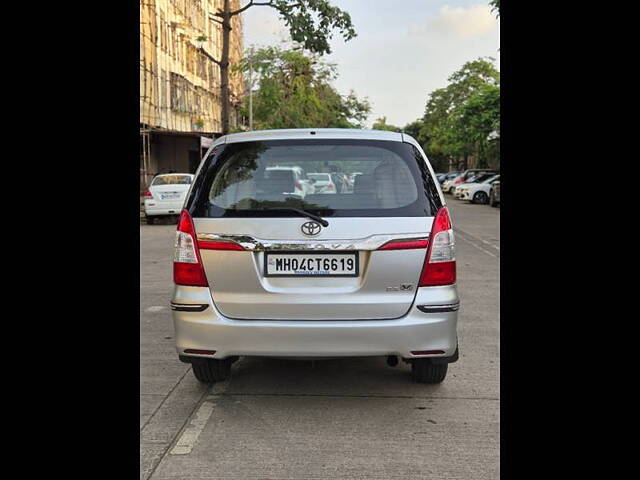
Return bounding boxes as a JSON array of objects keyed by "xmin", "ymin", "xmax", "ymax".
[
  {"xmin": 154, "ymin": 173, "xmax": 193, "ymax": 177},
  {"xmin": 214, "ymin": 128, "xmax": 405, "ymax": 145}
]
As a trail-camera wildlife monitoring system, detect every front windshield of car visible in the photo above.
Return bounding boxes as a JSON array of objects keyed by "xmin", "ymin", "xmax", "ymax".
[
  {"xmin": 482, "ymin": 175, "xmax": 500, "ymax": 183},
  {"xmin": 308, "ymin": 173, "xmax": 331, "ymax": 182},
  {"xmin": 469, "ymin": 173, "xmax": 493, "ymax": 183}
]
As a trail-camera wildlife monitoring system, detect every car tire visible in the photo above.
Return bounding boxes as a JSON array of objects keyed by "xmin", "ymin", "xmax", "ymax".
[
  {"xmin": 411, "ymin": 359, "xmax": 448, "ymax": 384},
  {"xmin": 191, "ymin": 358, "xmax": 232, "ymax": 384},
  {"xmin": 145, "ymin": 215, "xmax": 155, "ymax": 225},
  {"xmin": 473, "ymin": 191, "xmax": 489, "ymax": 204}
]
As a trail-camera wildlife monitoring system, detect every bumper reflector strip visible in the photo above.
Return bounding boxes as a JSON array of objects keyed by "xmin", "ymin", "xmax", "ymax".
[
  {"xmin": 184, "ymin": 349, "xmax": 216, "ymax": 355},
  {"xmin": 170, "ymin": 303, "xmax": 209, "ymax": 312},
  {"xmin": 416, "ymin": 303, "xmax": 459, "ymax": 313}
]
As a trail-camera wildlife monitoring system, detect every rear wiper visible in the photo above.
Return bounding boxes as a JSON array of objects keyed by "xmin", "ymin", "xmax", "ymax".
[{"xmin": 266, "ymin": 207, "xmax": 329, "ymax": 227}]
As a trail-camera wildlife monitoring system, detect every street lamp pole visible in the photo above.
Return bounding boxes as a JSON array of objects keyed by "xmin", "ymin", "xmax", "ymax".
[{"xmin": 248, "ymin": 47, "xmax": 253, "ymax": 130}]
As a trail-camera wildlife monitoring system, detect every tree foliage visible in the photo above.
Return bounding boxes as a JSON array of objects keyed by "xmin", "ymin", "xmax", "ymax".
[
  {"xmin": 371, "ymin": 117, "xmax": 401, "ymax": 132},
  {"xmin": 489, "ymin": 0, "xmax": 500, "ymax": 17},
  {"xmin": 269, "ymin": 0, "xmax": 356, "ymax": 55},
  {"xmin": 456, "ymin": 84, "xmax": 500, "ymax": 168},
  {"xmin": 213, "ymin": 0, "xmax": 356, "ymax": 134},
  {"xmin": 377, "ymin": 58, "xmax": 500, "ymax": 171},
  {"xmin": 411, "ymin": 57, "xmax": 500, "ymax": 170},
  {"xmin": 236, "ymin": 46, "xmax": 370, "ymax": 130}
]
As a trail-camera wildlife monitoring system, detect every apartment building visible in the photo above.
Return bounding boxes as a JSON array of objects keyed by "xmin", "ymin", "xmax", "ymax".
[{"xmin": 140, "ymin": 0, "xmax": 244, "ymax": 188}]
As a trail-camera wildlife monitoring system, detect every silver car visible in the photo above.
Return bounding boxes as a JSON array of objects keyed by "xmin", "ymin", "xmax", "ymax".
[{"xmin": 171, "ymin": 129, "xmax": 459, "ymax": 384}]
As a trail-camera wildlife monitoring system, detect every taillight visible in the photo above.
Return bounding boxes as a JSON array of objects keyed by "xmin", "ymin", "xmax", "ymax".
[
  {"xmin": 378, "ymin": 239, "xmax": 428, "ymax": 250},
  {"xmin": 295, "ymin": 180, "xmax": 302, "ymax": 190},
  {"xmin": 419, "ymin": 207, "xmax": 456, "ymax": 286},
  {"xmin": 198, "ymin": 240, "xmax": 245, "ymax": 251},
  {"xmin": 173, "ymin": 209, "xmax": 208, "ymax": 287},
  {"xmin": 144, "ymin": 190, "xmax": 153, "ymax": 198}
]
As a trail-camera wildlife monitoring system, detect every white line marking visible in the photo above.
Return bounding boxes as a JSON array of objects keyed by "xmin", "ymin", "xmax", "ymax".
[
  {"xmin": 145, "ymin": 306, "xmax": 167, "ymax": 313},
  {"xmin": 456, "ymin": 233, "xmax": 499, "ymax": 258},
  {"xmin": 479, "ymin": 238, "xmax": 500, "ymax": 250},
  {"xmin": 170, "ymin": 401, "xmax": 215, "ymax": 455}
]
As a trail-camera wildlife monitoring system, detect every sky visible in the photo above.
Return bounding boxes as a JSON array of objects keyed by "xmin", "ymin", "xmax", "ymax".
[{"xmin": 242, "ymin": 0, "xmax": 500, "ymax": 128}]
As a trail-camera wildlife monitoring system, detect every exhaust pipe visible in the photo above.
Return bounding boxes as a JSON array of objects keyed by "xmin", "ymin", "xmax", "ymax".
[{"xmin": 386, "ymin": 355, "xmax": 399, "ymax": 367}]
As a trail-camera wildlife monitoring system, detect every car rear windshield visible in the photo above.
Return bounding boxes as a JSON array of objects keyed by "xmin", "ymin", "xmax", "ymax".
[
  {"xmin": 152, "ymin": 175, "xmax": 192, "ymax": 185},
  {"xmin": 308, "ymin": 173, "xmax": 332, "ymax": 182},
  {"xmin": 187, "ymin": 139, "xmax": 441, "ymax": 218}
]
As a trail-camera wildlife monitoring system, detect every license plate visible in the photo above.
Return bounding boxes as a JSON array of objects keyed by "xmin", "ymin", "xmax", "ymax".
[
  {"xmin": 160, "ymin": 193, "xmax": 179, "ymax": 200},
  {"xmin": 264, "ymin": 252, "xmax": 359, "ymax": 277}
]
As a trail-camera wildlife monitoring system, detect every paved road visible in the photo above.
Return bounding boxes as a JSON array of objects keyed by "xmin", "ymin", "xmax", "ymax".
[{"xmin": 140, "ymin": 198, "xmax": 500, "ymax": 480}]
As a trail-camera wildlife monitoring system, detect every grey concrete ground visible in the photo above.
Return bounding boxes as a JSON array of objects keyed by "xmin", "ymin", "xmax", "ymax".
[{"xmin": 140, "ymin": 197, "xmax": 500, "ymax": 480}]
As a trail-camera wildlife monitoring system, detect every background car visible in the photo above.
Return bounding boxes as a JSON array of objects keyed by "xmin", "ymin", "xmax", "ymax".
[
  {"xmin": 265, "ymin": 166, "xmax": 315, "ymax": 197},
  {"xmin": 144, "ymin": 173, "xmax": 194, "ymax": 224},
  {"xmin": 457, "ymin": 174, "xmax": 500, "ymax": 204},
  {"xmin": 441, "ymin": 175, "xmax": 460, "ymax": 193},
  {"xmin": 453, "ymin": 172, "xmax": 498, "ymax": 199},
  {"xmin": 330, "ymin": 173, "xmax": 353, "ymax": 193},
  {"xmin": 490, "ymin": 180, "xmax": 500, "ymax": 207},
  {"xmin": 437, "ymin": 171, "xmax": 459, "ymax": 185},
  {"xmin": 442, "ymin": 169, "xmax": 498, "ymax": 194},
  {"xmin": 308, "ymin": 173, "xmax": 338, "ymax": 194}
]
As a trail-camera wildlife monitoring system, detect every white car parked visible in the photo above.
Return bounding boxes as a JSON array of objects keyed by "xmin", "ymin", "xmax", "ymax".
[
  {"xmin": 144, "ymin": 174, "xmax": 194, "ymax": 224},
  {"xmin": 307, "ymin": 173, "xmax": 337, "ymax": 194},
  {"xmin": 265, "ymin": 166, "xmax": 315, "ymax": 197},
  {"xmin": 457, "ymin": 174, "xmax": 500, "ymax": 204},
  {"xmin": 453, "ymin": 173, "xmax": 497, "ymax": 199}
]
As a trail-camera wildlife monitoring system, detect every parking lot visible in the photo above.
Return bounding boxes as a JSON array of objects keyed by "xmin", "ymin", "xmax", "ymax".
[{"xmin": 140, "ymin": 196, "xmax": 499, "ymax": 480}]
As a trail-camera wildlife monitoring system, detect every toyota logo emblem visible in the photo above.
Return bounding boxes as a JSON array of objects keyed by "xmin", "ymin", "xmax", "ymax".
[{"xmin": 301, "ymin": 221, "xmax": 322, "ymax": 236}]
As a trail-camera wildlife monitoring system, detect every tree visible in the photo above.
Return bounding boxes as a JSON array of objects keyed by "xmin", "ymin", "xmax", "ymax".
[
  {"xmin": 236, "ymin": 46, "xmax": 369, "ymax": 129},
  {"xmin": 456, "ymin": 84, "xmax": 500, "ymax": 168},
  {"xmin": 372, "ymin": 117, "xmax": 401, "ymax": 132},
  {"xmin": 400, "ymin": 119, "xmax": 453, "ymax": 172},
  {"xmin": 489, "ymin": 0, "xmax": 500, "ymax": 17},
  {"xmin": 209, "ymin": 0, "xmax": 356, "ymax": 134},
  {"xmin": 371, "ymin": 58, "xmax": 499, "ymax": 172},
  {"xmin": 421, "ymin": 57, "xmax": 499, "ymax": 170}
]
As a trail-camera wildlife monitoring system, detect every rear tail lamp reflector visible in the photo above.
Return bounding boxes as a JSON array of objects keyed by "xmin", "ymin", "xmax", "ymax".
[
  {"xmin": 378, "ymin": 239, "xmax": 429, "ymax": 250},
  {"xmin": 198, "ymin": 241, "xmax": 245, "ymax": 251}
]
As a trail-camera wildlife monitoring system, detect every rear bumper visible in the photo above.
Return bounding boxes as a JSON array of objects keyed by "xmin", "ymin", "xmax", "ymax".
[
  {"xmin": 172, "ymin": 285, "xmax": 459, "ymax": 360},
  {"xmin": 144, "ymin": 200, "xmax": 183, "ymax": 216}
]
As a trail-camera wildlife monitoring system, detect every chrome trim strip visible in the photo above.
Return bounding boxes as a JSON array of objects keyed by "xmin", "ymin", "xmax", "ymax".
[
  {"xmin": 195, "ymin": 233, "xmax": 429, "ymax": 251},
  {"xmin": 416, "ymin": 302, "xmax": 460, "ymax": 313},
  {"xmin": 170, "ymin": 303, "xmax": 209, "ymax": 312}
]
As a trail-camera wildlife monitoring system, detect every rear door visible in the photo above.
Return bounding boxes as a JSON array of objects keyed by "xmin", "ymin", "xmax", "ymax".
[{"xmin": 189, "ymin": 138, "xmax": 442, "ymax": 321}]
